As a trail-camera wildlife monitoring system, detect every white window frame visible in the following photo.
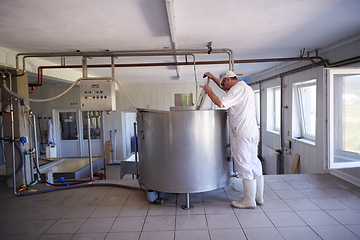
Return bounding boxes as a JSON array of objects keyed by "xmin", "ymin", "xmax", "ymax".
[
  {"xmin": 254, "ymin": 90, "xmax": 260, "ymax": 127},
  {"xmin": 266, "ymin": 86, "xmax": 281, "ymax": 133},
  {"xmin": 326, "ymin": 68, "xmax": 360, "ymax": 169},
  {"xmin": 274, "ymin": 87, "xmax": 281, "ymax": 132},
  {"xmin": 294, "ymin": 79, "xmax": 316, "ymax": 141}
]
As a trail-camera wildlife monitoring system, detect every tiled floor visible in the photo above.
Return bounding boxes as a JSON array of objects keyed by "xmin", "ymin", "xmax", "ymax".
[{"xmin": 1, "ymin": 165, "xmax": 360, "ymax": 240}]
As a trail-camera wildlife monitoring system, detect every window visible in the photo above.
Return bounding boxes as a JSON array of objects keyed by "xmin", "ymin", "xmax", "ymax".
[
  {"xmin": 254, "ymin": 90, "xmax": 260, "ymax": 127},
  {"xmin": 274, "ymin": 87, "xmax": 281, "ymax": 131},
  {"xmin": 267, "ymin": 86, "xmax": 281, "ymax": 133},
  {"xmin": 294, "ymin": 80, "xmax": 316, "ymax": 141},
  {"xmin": 327, "ymin": 68, "xmax": 360, "ymax": 169},
  {"xmin": 59, "ymin": 112, "xmax": 78, "ymax": 140}
]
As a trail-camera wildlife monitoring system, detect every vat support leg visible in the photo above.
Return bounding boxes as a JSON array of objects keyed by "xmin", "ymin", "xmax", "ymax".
[{"xmin": 181, "ymin": 193, "xmax": 193, "ymax": 210}]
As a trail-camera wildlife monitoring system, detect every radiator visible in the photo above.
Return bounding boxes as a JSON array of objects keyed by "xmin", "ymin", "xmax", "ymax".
[{"xmin": 261, "ymin": 145, "xmax": 280, "ymax": 175}]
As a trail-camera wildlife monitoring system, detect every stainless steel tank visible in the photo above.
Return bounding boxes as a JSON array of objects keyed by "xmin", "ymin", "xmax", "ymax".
[{"xmin": 137, "ymin": 109, "xmax": 231, "ymax": 193}]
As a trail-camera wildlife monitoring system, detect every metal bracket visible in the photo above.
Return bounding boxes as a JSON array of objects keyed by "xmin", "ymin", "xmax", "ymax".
[{"xmin": 207, "ymin": 42, "xmax": 213, "ymax": 54}]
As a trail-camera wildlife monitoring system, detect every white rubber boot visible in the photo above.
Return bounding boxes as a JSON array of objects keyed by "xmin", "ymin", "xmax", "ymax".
[
  {"xmin": 231, "ymin": 179, "xmax": 256, "ymax": 209},
  {"xmin": 255, "ymin": 175, "xmax": 264, "ymax": 206}
]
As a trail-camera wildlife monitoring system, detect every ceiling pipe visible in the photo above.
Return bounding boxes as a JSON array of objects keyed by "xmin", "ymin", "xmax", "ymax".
[
  {"xmin": 31, "ymin": 54, "xmax": 360, "ymax": 91},
  {"xmin": 249, "ymin": 55, "xmax": 360, "ymax": 85},
  {"xmin": 20, "ymin": 48, "xmax": 332, "ymax": 92},
  {"xmin": 30, "ymin": 56, "xmax": 324, "ymax": 91},
  {"xmin": 20, "ymin": 49, "xmax": 234, "ymax": 90},
  {"xmin": 18, "ymin": 48, "xmax": 232, "ymax": 91},
  {"xmin": 16, "ymin": 48, "xmax": 234, "ymax": 76},
  {"xmin": 16, "ymin": 48, "xmax": 233, "ymax": 58},
  {"xmin": 29, "ymin": 86, "xmax": 36, "ymax": 93}
]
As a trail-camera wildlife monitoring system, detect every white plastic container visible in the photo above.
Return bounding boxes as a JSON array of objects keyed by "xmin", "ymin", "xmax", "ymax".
[
  {"xmin": 46, "ymin": 169, "xmax": 54, "ymax": 186},
  {"xmin": 233, "ymin": 178, "xmax": 244, "ymax": 192},
  {"xmin": 146, "ymin": 190, "xmax": 158, "ymax": 202},
  {"xmin": 46, "ymin": 146, "xmax": 57, "ymax": 158}
]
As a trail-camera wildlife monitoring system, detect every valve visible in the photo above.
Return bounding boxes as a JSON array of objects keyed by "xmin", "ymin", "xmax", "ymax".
[{"xmin": 19, "ymin": 136, "xmax": 27, "ymax": 145}]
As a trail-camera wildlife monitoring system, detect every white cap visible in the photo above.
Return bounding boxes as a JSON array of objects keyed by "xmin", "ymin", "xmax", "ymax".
[{"xmin": 219, "ymin": 70, "xmax": 237, "ymax": 87}]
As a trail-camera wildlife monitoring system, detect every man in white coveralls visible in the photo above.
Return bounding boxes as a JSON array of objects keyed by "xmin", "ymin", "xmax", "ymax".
[{"xmin": 203, "ymin": 70, "xmax": 264, "ymax": 209}]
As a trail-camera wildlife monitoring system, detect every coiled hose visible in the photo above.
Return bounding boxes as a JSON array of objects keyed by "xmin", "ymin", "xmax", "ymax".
[
  {"xmin": 18, "ymin": 157, "xmax": 145, "ymax": 196},
  {"xmin": 18, "ymin": 182, "xmax": 145, "ymax": 196}
]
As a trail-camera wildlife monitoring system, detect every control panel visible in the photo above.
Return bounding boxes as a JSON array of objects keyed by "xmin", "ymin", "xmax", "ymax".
[{"xmin": 79, "ymin": 79, "xmax": 116, "ymax": 111}]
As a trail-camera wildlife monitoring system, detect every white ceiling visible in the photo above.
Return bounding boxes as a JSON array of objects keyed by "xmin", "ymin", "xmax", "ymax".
[{"xmin": 1, "ymin": 0, "xmax": 360, "ymax": 84}]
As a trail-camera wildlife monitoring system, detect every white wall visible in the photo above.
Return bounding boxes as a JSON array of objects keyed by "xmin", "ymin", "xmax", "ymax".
[
  {"xmin": 27, "ymin": 35, "xmax": 360, "ymax": 185},
  {"xmin": 29, "ymin": 79, "xmax": 221, "ymax": 160},
  {"xmin": 249, "ymin": 35, "xmax": 360, "ymax": 184}
]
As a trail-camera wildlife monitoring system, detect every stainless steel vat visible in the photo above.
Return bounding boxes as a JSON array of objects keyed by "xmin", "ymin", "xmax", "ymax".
[{"xmin": 137, "ymin": 109, "xmax": 231, "ymax": 193}]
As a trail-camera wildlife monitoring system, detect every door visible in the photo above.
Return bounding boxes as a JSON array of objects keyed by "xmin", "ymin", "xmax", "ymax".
[
  {"xmin": 326, "ymin": 68, "xmax": 360, "ymax": 169},
  {"xmin": 54, "ymin": 109, "xmax": 104, "ymax": 158},
  {"xmin": 121, "ymin": 112, "xmax": 137, "ymax": 158},
  {"xmin": 54, "ymin": 110, "xmax": 81, "ymax": 157}
]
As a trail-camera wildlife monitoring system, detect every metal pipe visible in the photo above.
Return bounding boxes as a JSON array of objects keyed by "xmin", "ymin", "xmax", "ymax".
[
  {"xmin": 29, "ymin": 66, "xmax": 44, "ymax": 88},
  {"xmin": 34, "ymin": 56, "xmax": 326, "ymax": 89},
  {"xmin": 133, "ymin": 122, "xmax": 139, "ymax": 179},
  {"xmin": 17, "ymin": 48, "xmax": 233, "ymax": 58},
  {"xmin": 0, "ymin": 71, "xmax": 18, "ymax": 193},
  {"xmin": 258, "ymin": 81, "xmax": 263, "ymax": 160},
  {"xmin": 181, "ymin": 193, "xmax": 193, "ymax": 210},
  {"xmin": 32, "ymin": 114, "xmax": 41, "ymax": 181},
  {"xmin": 6, "ymin": 70, "xmax": 18, "ymax": 195},
  {"xmin": 86, "ymin": 111, "xmax": 94, "ymax": 181},
  {"xmin": 22, "ymin": 153, "xmax": 26, "ymax": 186},
  {"xmin": 192, "ymin": 54, "xmax": 199, "ymax": 99},
  {"xmin": 323, "ymin": 55, "xmax": 360, "ymax": 67},
  {"xmin": 82, "ymin": 58, "xmax": 94, "ymax": 181},
  {"xmin": 280, "ymin": 76, "xmax": 286, "ymax": 174},
  {"xmin": 82, "ymin": 57, "xmax": 88, "ymax": 78},
  {"xmin": 234, "ymin": 56, "xmax": 325, "ymax": 64},
  {"xmin": 30, "ymin": 52, "xmax": 202, "ymax": 93},
  {"xmin": 250, "ymin": 64, "xmax": 319, "ymax": 85},
  {"xmin": 16, "ymin": 48, "xmax": 234, "ymax": 76},
  {"xmin": 111, "ymin": 56, "xmax": 115, "ymax": 79},
  {"xmin": 249, "ymin": 55, "xmax": 360, "ymax": 85},
  {"xmin": 35, "ymin": 56, "xmax": 325, "ymax": 69},
  {"xmin": 28, "ymin": 117, "xmax": 34, "ymax": 183}
]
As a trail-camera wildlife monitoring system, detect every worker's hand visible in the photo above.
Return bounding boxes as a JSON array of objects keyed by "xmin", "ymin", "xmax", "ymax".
[
  {"xmin": 203, "ymin": 72, "xmax": 215, "ymax": 79},
  {"xmin": 203, "ymin": 84, "xmax": 212, "ymax": 94}
]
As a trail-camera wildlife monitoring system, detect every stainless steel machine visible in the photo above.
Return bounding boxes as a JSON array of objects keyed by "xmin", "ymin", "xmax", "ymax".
[{"xmin": 137, "ymin": 108, "xmax": 231, "ymax": 208}]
